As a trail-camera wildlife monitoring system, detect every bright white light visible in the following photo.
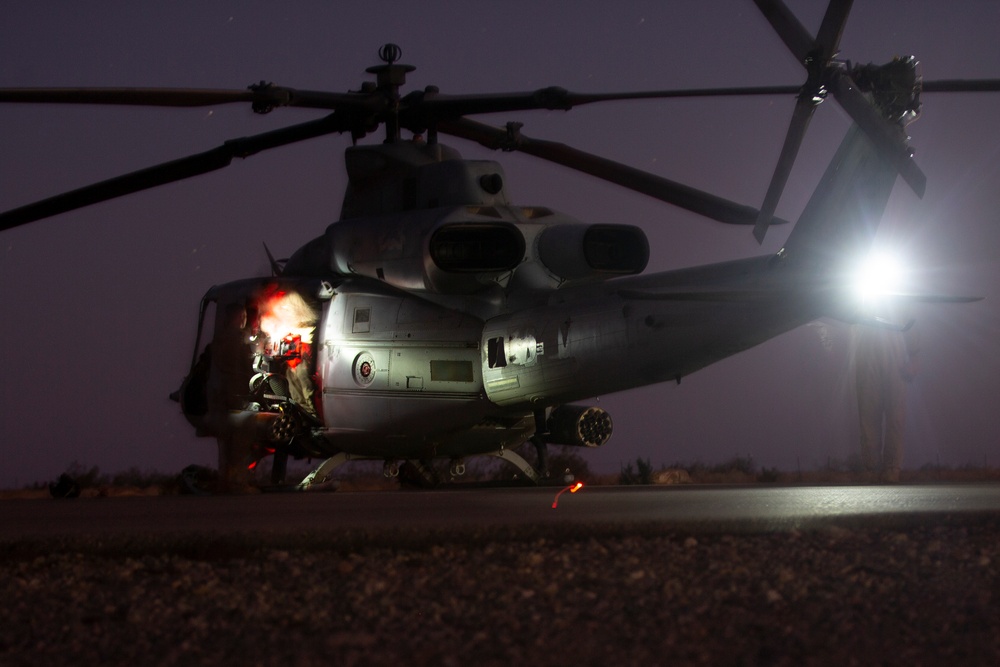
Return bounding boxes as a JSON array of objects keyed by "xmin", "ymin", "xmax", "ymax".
[{"xmin": 850, "ymin": 251, "xmax": 905, "ymax": 305}]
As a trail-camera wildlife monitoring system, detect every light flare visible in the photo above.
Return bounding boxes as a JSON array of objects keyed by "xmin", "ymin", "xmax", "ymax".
[
  {"xmin": 551, "ymin": 481, "xmax": 584, "ymax": 509},
  {"xmin": 257, "ymin": 290, "xmax": 316, "ymax": 348},
  {"xmin": 849, "ymin": 250, "xmax": 906, "ymax": 306}
]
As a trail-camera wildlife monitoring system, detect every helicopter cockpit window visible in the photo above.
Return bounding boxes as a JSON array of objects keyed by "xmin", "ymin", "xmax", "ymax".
[{"xmin": 487, "ymin": 336, "xmax": 507, "ymax": 369}]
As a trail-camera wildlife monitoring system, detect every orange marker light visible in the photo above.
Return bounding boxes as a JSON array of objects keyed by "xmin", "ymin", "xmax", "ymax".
[{"xmin": 551, "ymin": 481, "xmax": 585, "ymax": 508}]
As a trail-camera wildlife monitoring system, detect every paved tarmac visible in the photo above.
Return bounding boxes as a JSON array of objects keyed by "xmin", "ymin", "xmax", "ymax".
[{"xmin": 3, "ymin": 482, "xmax": 1000, "ymax": 541}]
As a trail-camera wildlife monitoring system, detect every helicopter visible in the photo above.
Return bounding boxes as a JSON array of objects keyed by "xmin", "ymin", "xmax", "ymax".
[{"xmin": 1, "ymin": 1, "xmax": 997, "ymax": 491}]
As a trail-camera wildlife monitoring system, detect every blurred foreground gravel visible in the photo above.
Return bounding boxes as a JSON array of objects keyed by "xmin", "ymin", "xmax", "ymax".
[{"xmin": 2, "ymin": 515, "xmax": 998, "ymax": 666}]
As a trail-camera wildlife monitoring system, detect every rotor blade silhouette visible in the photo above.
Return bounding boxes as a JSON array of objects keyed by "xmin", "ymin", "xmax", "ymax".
[
  {"xmin": 753, "ymin": 0, "xmax": 815, "ymax": 63},
  {"xmin": 813, "ymin": 0, "xmax": 853, "ymax": 62},
  {"xmin": 402, "ymin": 84, "xmax": 802, "ymax": 124},
  {"xmin": 921, "ymin": 79, "xmax": 1000, "ymax": 93},
  {"xmin": 886, "ymin": 293, "xmax": 984, "ymax": 303},
  {"xmin": 1, "ymin": 83, "xmax": 809, "ymax": 125},
  {"xmin": 751, "ymin": 0, "xmax": 854, "ymax": 242},
  {"xmin": 0, "ymin": 113, "xmax": 351, "ymax": 230},
  {"xmin": 439, "ymin": 118, "xmax": 789, "ymax": 227},
  {"xmin": 3, "ymin": 23, "xmax": 996, "ymax": 235},
  {"xmin": 0, "ymin": 86, "xmax": 380, "ymax": 113},
  {"xmin": 753, "ymin": 96, "xmax": 817, "ymax": 242}
]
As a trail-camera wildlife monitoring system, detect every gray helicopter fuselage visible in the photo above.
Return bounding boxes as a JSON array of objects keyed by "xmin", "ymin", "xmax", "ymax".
[
  {"xmin": 184, "ymin": 123, "xmax": 896, "ymax": 467},
  {"xmin": 302, "ymin": 250, "xmax": 817, "ymax": 461}
]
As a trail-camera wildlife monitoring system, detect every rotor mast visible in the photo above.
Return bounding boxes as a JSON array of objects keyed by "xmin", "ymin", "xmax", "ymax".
[{"xmin": 365, "ymin": 43, "xmax": 415, "ymax": 143}]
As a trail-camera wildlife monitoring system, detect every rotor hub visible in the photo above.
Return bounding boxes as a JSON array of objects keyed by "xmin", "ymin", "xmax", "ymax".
[{"xmin": 851, "ymin": 56, "xmax": 922, "ymax": 125}]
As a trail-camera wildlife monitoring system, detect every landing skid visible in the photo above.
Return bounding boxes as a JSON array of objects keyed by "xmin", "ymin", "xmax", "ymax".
[{"xmin": 295, "ymin": 446, "xmax": 548, "ymax": 491}]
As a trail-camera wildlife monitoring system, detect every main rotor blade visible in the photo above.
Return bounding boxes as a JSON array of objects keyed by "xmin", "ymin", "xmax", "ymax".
[
  {"xmin": 403, "ymin": 73, "xmax": 1000, "ymax": 125},
  {"xmin": 401, "ymin": 84, "xmax": 802, "ymax": 127},
  {"xmin": 829, "ymin": 71, "xmax": 927, "ymax": 196},
  {"xmin": 753, "ymin": 96, "xmax": 817, "ymax": 243},
  {"xmin": 813, "ymin": 0, "xmax": 853, "ymax": 62},
  {"xmin": 921, "ymin": 79, "xmax": 1000, "ymax": 93},
  {"xmin": 0, "ymin": 87, "xmax": 259, "ymax": 106},
  {"xmin": 0, "ymin": 86, "xmax": 380, "ymax": 112},
  {"xmin": 620, "ymin": 288, "xmax": 983, "ymax": 305},
  {"xmin": 886, "ymin": 292, "xmax": 984, "ymax": 303},
  {"xmin": 438, "ymin": 118, "xmax": 788, "ymax": 227},
  {"xmin": 753, "ymin": 0, "xmax": 815, "ymax": 63},
  {"xmin": 618, "ymin": 288, "xmax": 787, "ymax": 302},
  {"xmin": 0, "ymin": 113, "xmax": 350, "ymax": 231}
]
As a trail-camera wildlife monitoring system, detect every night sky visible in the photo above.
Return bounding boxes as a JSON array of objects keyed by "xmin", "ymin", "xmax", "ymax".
[{"xmin": 2, "ymin": 1, "xmax": 998, "ymax": 488}]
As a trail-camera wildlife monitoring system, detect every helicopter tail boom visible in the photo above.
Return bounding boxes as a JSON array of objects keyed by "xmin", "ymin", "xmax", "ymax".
[{"xmin": 779, "ymin": 123, "xmax": 898, "ymax": 269}]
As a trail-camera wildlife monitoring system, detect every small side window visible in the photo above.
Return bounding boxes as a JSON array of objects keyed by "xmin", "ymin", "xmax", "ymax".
[
  {"xmin": 352, "ymin": 307, "xmax": 371, "ymax": 334},
  {"xmin": 487, "ymin": 337, "xmax": 507, "ymax": 368},
  {"xmin": 430, "ymin": 360, "xmax": 474, "ymax": 383}
]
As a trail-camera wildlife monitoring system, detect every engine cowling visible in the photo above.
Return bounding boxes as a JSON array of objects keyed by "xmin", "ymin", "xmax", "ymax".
[
  {"xmin": 546, "ymin": 404, "xmax": 613, "ymax": 448},
  {"xmin": 537, "ymin": 223, "xmax": 648, "ymax": 282},
  {"xmin": 428, "ymin": 223, "xmax": 524, "ymax": 273},
  {"xmin": 327, "ymin": 212, "xmax": 525, "ymax": 294}
]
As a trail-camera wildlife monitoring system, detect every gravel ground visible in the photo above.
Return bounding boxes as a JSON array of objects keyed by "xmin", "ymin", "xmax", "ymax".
[{"xmin": 2, "ymin": 516, "xmax": 998, "ymax": 666}]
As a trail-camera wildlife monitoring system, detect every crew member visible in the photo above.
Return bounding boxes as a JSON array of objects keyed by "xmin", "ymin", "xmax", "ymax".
[
  {"xmin": 260, "ymin": 290, "xmax": 319, "ymax": 418},
  {"xmin": 208, "ymin": 301, "xmax": 255, "ymax": 492},
  {"xmin": 853, "ymin": 313, "xmax": 919, "ymax": 483},
  {"xmin": 282, "ymin": 332, "xmax": 317, "ymax": 418}
]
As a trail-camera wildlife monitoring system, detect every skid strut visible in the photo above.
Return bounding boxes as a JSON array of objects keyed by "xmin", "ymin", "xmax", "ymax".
[
  {"xmin": 297, "ymin": 452, "xmax": 352, "ymax": 490},
  {"xmin": 487, "ymin": 447, "xmax": 541, "ymax": 484}
]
